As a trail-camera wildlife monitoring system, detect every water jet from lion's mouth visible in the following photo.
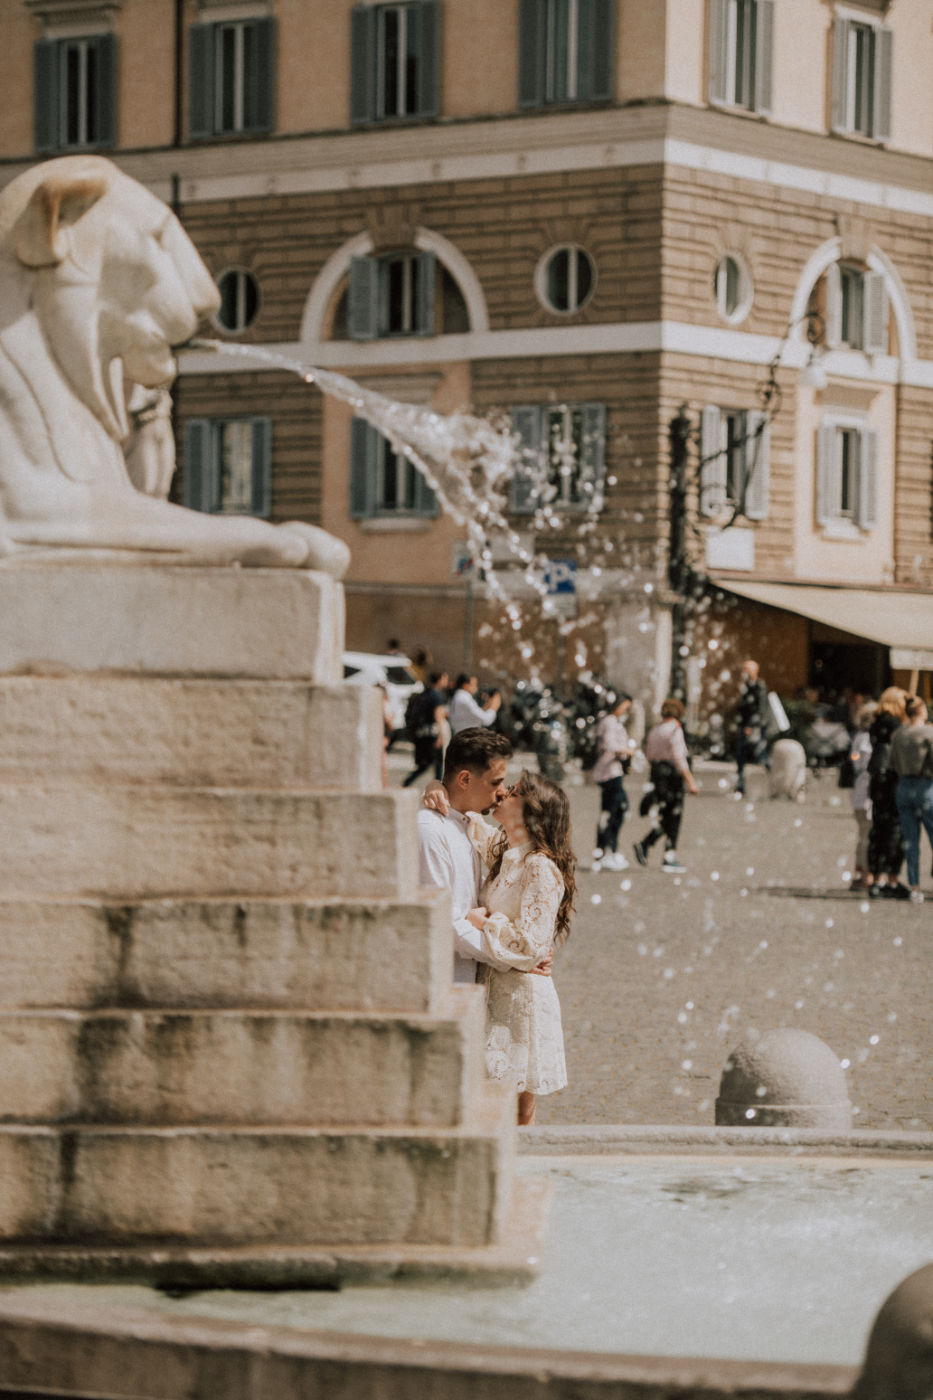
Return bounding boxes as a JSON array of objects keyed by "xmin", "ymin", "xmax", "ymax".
[{"xmin": 177, "ymin": 337, "xmax": 595, "ymax": 649}]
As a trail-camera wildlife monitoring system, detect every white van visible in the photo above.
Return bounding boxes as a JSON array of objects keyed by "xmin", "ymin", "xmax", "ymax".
[{"xmin": 342, "ymin": 651, "xmax": 422, "ymax": 740}]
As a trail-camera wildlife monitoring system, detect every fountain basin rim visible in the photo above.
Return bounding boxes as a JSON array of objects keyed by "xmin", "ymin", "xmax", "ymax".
[{"xmin": 520, "ymin": 1122, "xmax": 933, "ymax": 1158}]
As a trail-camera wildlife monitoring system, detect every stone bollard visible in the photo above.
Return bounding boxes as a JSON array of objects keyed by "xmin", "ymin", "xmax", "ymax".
[
  {"xmin": 715, "ymin": 1028, "xmax": 853, "ymax": 1128},
  {"xmin": 769, "ymin": 737, "xmax": 807, "ymax": 801},
  {"xmin": 852, "ymin": 1263, "xmax": 933, "ymax": 1400}
]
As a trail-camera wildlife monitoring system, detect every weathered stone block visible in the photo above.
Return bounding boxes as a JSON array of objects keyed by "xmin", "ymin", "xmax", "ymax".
[
  {"xmin": 0, "ymin": 895, "xmax": 456, "ymax": 1014},
  {"xmin": 0, "ymin": 678, "xmax": 384, "ymax": 791},
  {"xmin": 0, "ymin": 993, "xmax": 486, "ymax": 1128},
  {"xmin": 0, "ymin": 1088, "xmax": 515, "ymax": 1248},
  {"xmin": 0, "ymin": 788, "xmax": 420, "ymax": 900},
  {"xmin": 0, "ymin": 567, "xmax": 343, "ymax": 682}
]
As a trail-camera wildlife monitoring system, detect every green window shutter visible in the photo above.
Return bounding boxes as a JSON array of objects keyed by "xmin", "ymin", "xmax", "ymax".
[
  {"xmin": 579, "ymin": 402, "xmax": 607, "ymax": 509},
  {"xmin": 509, "ymin": 406, "xmax": 544, "ymax": 514},
  {"xmin": 708, "ymin": 0, "xmax": 729, "ymax": 105},
  {"xmin": 816, "ymin": 422, "xmax": 836, "ymax": 526},
  {"xmin": 857, "ymin": 428, "xmax": 877, "ymax": 530},
  {"xmin": 251, "ymin": 417, "xmax": 272, "ymax": 517},
  {"xmin": 830, "ymin": 18, "xmax": 849, "ymax": 133},
  {"xmin": 348, "ymin": 256, "xmax": 380, "ymax": 340},
  {"xmin": 699, "ymin": 405, "xmax": 725, "ymax": 516},
  {"xmin": 350, "ymin": 418, "xmax": 377, "ymax": 518},
  {"xmin": 863, "ymin": 272, "xmax": 888, "ymax": 355},
  {"xmin": 873, "ymin": 27, "xmax": 892, "ymax": 142},
  {"xmin": 89, "ymin": 34, "xmax": 117, "ymax": 148},
  {"xmin": 754, "ymin": 0, "xmax": 774, "ymax": 115},
  {"xmin": 244, "ymin": 17, "xmax": 275, "ymax": 134},
  {"xmin": 350, "ymin": 5, "xmax": 375, "ymax": 124},
  {"xmin": 189, "ymin": 23, "xmax": 215, "ymax": 139},
  {"xmin": 183, "ymin": 419, "xmax": 216, "ymax": 513},
  {"xmin": 34, "ymin": 39, "xmax": 60, "ymax": 153},
  {"xmin": 578, "ymin": 0, "xmax": 613, "ymax": 102},
  {"xmin": 415, "ymin": 251, "xmax": 437, "ymax": 335},
  {"xmin": 743, "ymin": 410, "xmax": 770, "ymax": 520},
  {"xmin": 518, "ymin": 0, "xmax": 546, "ymax": 108},
  {"xmin": 416, "ymin": 0, "xmax": 439, "ymax": 117}
]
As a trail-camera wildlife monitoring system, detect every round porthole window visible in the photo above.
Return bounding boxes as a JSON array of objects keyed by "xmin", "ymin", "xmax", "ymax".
[
  {"xmin": 215, "ymin": 267, "xmax": 260, "ymax": 332},
  {"xmin": 714, "ymin": 254, "xmax": 752, "ymax": 324},
  {"xmin": 538, "ymin": 245, "xmax": 595, "ymax": 314}
]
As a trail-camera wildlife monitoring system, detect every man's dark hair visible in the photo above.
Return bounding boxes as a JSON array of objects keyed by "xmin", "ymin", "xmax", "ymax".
[
  {"xmin": 452, "ymin": 672, "xmax": 473, "ymax": 691},
  {"xmin": 444, "ymin": 727, "xmax": 512, "ymax": 782},
  {"xmin": 427, "ymin": 669, "xmax": 445, "ymax": 687}
]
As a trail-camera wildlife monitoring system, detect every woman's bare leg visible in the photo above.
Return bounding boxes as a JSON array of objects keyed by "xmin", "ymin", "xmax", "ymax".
[{"xmin": 517, "ymin": 1091, "xmax": 536, "ymax": 1125}]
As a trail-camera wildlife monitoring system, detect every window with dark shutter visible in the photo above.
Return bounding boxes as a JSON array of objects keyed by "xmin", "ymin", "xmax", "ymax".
[
  {"xmin": 34, "ymin": 33, "xmax": 116, "ymax": 153},
  {"xmin": 350, "ymin": 0, "xmax": 439, "ymax": 125},
  {"xmin": 189, "ymin": 17, "xmax": 275, "ymax": 139},
  {"xmin": 183, "ymin": 417, "xmax": 271, "ymax": 516},
  {"xmin": 518, "ymin": 0, "xmax": 613, "ymax": 108},
  {"xmin": 349, "ymin": 418, "xmax": 438, "ymax": 519}
]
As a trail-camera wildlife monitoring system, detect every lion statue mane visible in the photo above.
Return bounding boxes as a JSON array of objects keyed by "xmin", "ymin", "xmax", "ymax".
[{"xmin": 0, "ymin": 154, "xmax": 348, "ymax": 575}]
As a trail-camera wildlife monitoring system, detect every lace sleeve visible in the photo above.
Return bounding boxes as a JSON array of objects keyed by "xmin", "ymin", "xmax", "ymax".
[
  {"xmin": 465, "ymin": 812, "xmax": 504, "ymax": 870},
  {"xmin": 480, "ymin": 854, "xmax": 563, "ymax": 971}
]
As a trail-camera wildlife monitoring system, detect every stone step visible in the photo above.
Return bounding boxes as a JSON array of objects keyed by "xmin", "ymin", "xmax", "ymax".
[
  {"xmin": 0, "ymin": 787, "xmax": 420, "ymax": 900},
  {"xmin": 0, "ymin": 1088, "xmax": 515, "ymax": 1248},
  {"xmin": 0, "ymin": 677, "xmax": 383, "ymax": 791},
  {"xmin": 0, "ymin": 994, "xmax": 486, "ymax": 1128},
  {"xmin": 0, "ymin": 566, "xmax": 343, "ymax": 681},
  {"xmin": 0, "ymin": 894, "xmax": 455, "ymax": 1014}
]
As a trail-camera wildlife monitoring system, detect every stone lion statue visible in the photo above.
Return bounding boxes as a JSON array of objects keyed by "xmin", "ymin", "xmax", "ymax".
[{"xmin": 0, "ymin": 155, "xmax": 349, "ymax": 574}]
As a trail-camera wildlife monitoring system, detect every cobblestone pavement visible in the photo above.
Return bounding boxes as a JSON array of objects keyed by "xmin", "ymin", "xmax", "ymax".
[{"xmin": 389, "ymin": 750, "xmax": 931, "ymax": 1132}]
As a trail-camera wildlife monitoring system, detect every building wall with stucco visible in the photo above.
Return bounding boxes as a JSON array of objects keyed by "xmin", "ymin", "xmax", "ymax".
[{"xmin": 2, "ymin": 0, "xmax": 932, "ymax": 712}]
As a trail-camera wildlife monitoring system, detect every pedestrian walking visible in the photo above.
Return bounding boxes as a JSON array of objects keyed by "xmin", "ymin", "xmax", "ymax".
[
  {"xmin": 447, "ymin": 673, "xmax": 501, "ymax": 736},
  {"xmin": 867, "ymin": 687, "xmax": 909, "ymax": 898},
  {"xmin": 848, "ymin": 701, "xmax": 876, "ymax": 890},
  {"xmin": 633, "ymin": 698, "xmax": 699, "ymax": 874},
  {"xmin": 402, "ymin": 669, "xmax": 449, "ymax": 787},
  {"xmin": 891, "ymin": 695, "xmax": 933, "ymax": 904},
  {"xmin": 734, "ymin": 659, "xmax": 771, "ymax": 796},
  {"xmin": 591, "ymin": 693, "xmax": 636, "ymax": 872}
]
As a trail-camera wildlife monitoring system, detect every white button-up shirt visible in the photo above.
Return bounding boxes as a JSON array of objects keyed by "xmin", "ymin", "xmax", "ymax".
[{"xmin": 417, "ymin": 805, "xmax": 504, "ymax": 983}]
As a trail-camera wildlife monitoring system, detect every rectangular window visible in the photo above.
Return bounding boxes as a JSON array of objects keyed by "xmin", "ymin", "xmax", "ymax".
[
  {"xmin": 699, "ymin": 405, "xmax": 770, "ymax": 520},
  {"xmin": 348, "ymin": 251, "xmax": 436, "ymax": 340},
  {"xmin": 351, "ymin": 1, "xmax": 438, "ymax": 125},
  {"xmin": 816, "ymin": 420, "xmax": 878, "ymax": 530},
  {"xmin": 824, "ymin": 264, "xmax": 888, "ymax": 353},
  {"xmin": 189, "ymin": 18, "xmax": 275, "ymax": 139},
  {"xmin": 708, "ymin": 0, "xmax": 774, "ymax": 114},
  {"xmin": 518, "ymin": 0, "xmax": 614, "ymax": 109},
  {"xmin": 349, "ymin": 419, "xmax": 438, "ymax": 520},
  {"xmin": 831, "ymin": 16, "xmax": 892, "ymax": 140},
  {"xmin": 34, "ymin": 34, "xmax": 116, "ymax": 154},
  {"xmin": 509, "ymin": 403, "xmax": 607, "ymax": 514},
  {"xmin": 183, "ymin": 418, "xmax": 271, "ymax": 517}
]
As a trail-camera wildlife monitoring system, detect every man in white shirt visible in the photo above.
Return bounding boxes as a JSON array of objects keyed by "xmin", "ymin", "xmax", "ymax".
[
  {"xmin": 447, "ymin": 673, "xmax": 501, "ymax": 737},
  {"xmin": 416, "ymin": 726, "xmax": 513, "ymax": 983}
]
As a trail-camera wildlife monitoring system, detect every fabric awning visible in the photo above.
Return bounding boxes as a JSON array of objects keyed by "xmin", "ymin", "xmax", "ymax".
[{"xmin": 710, "ymin": 580, "xmax": 933, "ymax": 670}]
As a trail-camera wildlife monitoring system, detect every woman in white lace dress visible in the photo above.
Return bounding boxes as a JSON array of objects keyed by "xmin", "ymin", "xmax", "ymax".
[{"xmin": 461, "ymin": 770, "xmax": 577, "ymax": 1126}]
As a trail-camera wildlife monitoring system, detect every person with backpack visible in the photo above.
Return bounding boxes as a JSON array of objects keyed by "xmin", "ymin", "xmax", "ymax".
[
  {"xmin": 402, "ymin": 670, "xmax": 449, "ymax": 787},
  {"xmin": 591, "ymin": 693, "xmax": 637, "ymax": 872}
]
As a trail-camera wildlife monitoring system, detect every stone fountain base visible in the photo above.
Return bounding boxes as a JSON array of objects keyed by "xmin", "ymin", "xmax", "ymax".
[{"xmin": 0, "ymin": 563, "xmax": 541, "ymax": 1286}]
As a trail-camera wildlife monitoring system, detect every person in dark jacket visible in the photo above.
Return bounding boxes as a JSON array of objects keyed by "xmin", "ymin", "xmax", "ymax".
[
  {"xmin": 734, "ymin": 659, "xmax": 771, "ymax": 796},
  {"xmin": 867, "ymin": 686, "xmax": 909, "ymax": 898}
]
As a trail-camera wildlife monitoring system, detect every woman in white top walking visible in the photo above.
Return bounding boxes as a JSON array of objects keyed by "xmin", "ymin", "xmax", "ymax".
[{"xmin": 591, "ymin": 693, "xmax": 637, "ymax": 872}]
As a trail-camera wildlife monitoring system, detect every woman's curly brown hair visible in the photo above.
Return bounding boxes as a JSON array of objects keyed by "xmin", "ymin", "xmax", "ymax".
[{"xmin": 486, "ymin": 769, "xmax": 577, "ymax": 943}]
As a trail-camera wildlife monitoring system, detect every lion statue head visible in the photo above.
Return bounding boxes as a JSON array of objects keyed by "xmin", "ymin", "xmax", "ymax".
[{"xmin": 0, "ymin": 155, "xmax": 348, "ymax": 574}]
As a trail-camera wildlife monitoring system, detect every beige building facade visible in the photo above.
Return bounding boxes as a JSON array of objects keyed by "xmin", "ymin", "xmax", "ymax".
[{"xmin": 2, "ymin": 0, "xmax": 932, "ymax": 715}]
